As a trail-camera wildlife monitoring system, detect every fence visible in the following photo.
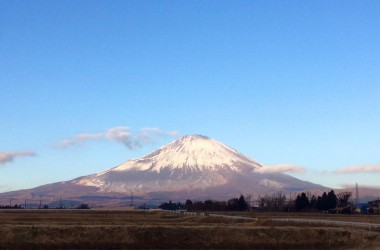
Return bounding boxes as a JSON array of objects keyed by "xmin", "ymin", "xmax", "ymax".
[{"xmin": 161, "ymin": 209, "xmax": 257, "ymax": 221}]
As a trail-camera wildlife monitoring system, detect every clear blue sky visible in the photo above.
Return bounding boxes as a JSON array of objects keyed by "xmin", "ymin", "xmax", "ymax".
[{"xmin": 1, "ymin": 0, "xmax": 379, "ymax": 192}]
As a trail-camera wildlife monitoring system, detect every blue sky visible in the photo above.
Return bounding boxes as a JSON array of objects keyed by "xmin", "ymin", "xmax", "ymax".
[{"xmin": 1, "ymin": 0, "xmax": 379, "ymax": 192}]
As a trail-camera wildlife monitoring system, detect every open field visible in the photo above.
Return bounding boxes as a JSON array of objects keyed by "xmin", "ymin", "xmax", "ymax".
[{"xmin": 0, "ymin": 210, "xmax": 379, "ymax": 249}]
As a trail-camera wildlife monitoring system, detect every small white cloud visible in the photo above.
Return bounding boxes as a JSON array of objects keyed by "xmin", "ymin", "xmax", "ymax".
[
  {"xmin": 105, "ymin": 126, "xmax": 135, "ymax": 149},
  {"xmin": 56, "ymin": 133, "xmax": 103, "ymax": 148},
  {"xmin": 254, "ymin": 164, "xmax": 306, "ymax": 174},
  {"xmin": 334, "ymin": 165, "xmax": 380, "ymax": 174},
  {"xmin": 138, "ymin": 127, "xmax": 180, "ymax": 145},
  {"xmin": 0, "ymin": 151, "xmax": 36, "ymax": 166},
  {"xmin": 105, "ymin": 126, "xmax": 180, "ymax": 149},
  {"xmin": 140, "ymin": 127, "xmax": 162, "ymax": 135},
  {"xmin": 166, "ymin": 130, "xmax": 180, "ymax": 137},
  {"xmin": 141, "ymin": 127, "xmax": 180, "ymax": 138}
]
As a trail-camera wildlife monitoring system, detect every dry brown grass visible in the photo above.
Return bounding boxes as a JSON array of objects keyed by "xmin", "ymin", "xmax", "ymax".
[{"xmin": 0, "ymin": 210, "xmax": 379, "ymax": 249}]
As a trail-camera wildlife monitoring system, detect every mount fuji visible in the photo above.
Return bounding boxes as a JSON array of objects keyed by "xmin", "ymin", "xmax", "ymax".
[{"xmin": 0, "ymin": 135, "xmax": 326, "ymax": 206}]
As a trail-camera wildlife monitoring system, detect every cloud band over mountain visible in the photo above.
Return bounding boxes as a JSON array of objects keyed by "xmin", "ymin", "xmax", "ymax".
[
  {"xmin": 56, "ymin": 133, "xmax": 103, "ymax": 148},
  {"xmin": 334, "ymin": 165, "xmax": 380, "ymax": 174},
  {"xmin": 56, "ymin": 126, "xmax": 180, "ymax": 149},
  {"xmin": 254, "ymin": 164, "xmax": 306, "ymax": 174}
]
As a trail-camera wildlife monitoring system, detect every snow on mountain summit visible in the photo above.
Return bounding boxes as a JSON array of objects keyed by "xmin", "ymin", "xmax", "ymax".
[
  {"xmin": 71, "ymin": 134, "xmax": 324, "ymax": 196},
  {"xmin": 111, "ymin": 134, "xmax": 261, "ymax": 173},
  {"xmin": 74, "ymin": 134, "xmax": 263, "ymax": 191}
]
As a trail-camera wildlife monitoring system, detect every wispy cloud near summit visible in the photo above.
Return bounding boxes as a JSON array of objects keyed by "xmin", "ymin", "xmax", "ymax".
[
  {"xmin": 105, "ymin": 126, "xmax": 135, "ymax": 149},
  {"xmin": 254, "ymin": 164, "xmax": 306, "ymax": 174},
  {"xmin": 56, "ymin": 133, "xmax": 103, "ymax": 148},
  {"xmin": 0, "ymin": 151, "xmax": 36, "ymax": 166},
  {"xmin": 56, "ymin": 126, "xmax": 180, "ymax": 150},
  {"xmin": 334, "ymin": 165, "xmax": 380, "ymax": 174},
  {"xmin": 105, "ymin": 127, "xmax": 180, "ymax": 149}
]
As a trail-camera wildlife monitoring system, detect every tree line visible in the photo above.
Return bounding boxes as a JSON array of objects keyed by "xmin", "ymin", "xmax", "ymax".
[
  {"xmin": 0, "ymin": 204, "xmax": 90, "ymax": 209},
  {"xmin": 159, "ymin": 189, "xmax": 355, "ymax": 213},
  {"xmin": 258, "ymin": 190, "xmax": 353, "ymax": 213},
  {"xmin": 0, "ymin": 204, "xmax": 23, "ymax": 209},
  {"xmin": 159, "ymin": 195, "xmax": 249, "ymax": 211}
]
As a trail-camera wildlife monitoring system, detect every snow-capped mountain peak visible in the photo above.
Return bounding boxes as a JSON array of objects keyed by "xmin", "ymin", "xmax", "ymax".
[
  {"xmin": 72, "ymin": 134, "xmax": 324, "ymax": 196},
  {"xmin": 111, "ymin": 134, "xmax": 261, "ymax": 173}
]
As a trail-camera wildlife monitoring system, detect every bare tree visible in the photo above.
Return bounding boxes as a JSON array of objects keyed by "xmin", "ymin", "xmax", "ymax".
[{"xmin": 337, "ymin": 192, "xmax": 352, "ymax": 207}]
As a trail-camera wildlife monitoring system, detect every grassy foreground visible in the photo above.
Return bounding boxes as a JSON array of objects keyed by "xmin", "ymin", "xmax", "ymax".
[{"xmin": 0, "ymin": 210, "xmax": 379, "ymax": 249}]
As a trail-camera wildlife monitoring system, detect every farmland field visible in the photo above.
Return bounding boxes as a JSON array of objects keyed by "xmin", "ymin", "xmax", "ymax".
[{"xmin": 0, "ymin": 209, "xmax": 379, "ymax": 249}]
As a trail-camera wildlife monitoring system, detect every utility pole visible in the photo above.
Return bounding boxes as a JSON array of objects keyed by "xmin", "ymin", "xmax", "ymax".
[
  {"xmin": 355, "ymin": 182, "xmax": 360, "ymax": 206},
  {"xmin": 130, "ymin": 191, "xmax": 134, "ymax": 208}
]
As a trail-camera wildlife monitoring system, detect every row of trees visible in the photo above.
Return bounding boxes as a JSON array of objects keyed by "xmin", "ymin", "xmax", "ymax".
[
  {"xmin": 0, "ymin": 204, "xmax": 23, "ymax": 209},
  {"xmin": 160, "ymin": 190, "xmax": 354, "ymax": 213},
  {"xmin": 0, "ymin": 204, "xmax": 90, "ymax": 209},
  {"xmin": 159, "ymin": 195, "xmax": 249, "ymax": 211},
  {"xmin": 294, "ymin": 191, "xmax": 337, "ymax": 211},
  {"xmin": 256, "ymin": 190, "xmax": 353, "ymax": 212},
  {"xmin": 294, "ymin": 190, "xmax": 352, "ymax": 212}
]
